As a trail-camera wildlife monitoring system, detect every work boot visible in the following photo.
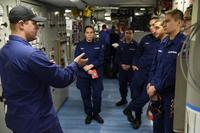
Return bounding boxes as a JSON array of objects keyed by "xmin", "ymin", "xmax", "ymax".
[
  {"xmin": 93, "ymin": 114, "xmax": 104, "ymax": 124},
  {"xmin": 116, "ymin": 99, "xmax": 127, "ymax": 106},
  {"xmin": 123, "ymin": 107, "xmax": 134, "ymax": 122},
  {"xmin": 132, "ymin": 115, "xmax": 141, "ymax": 129},
  {"xmin": 85, "ymin": 115, "xmax": 92, "ymax": 124}
]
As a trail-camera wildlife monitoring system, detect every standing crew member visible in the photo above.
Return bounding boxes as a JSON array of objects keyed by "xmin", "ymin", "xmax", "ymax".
[
  {"xmin": 99, "ymin": 24, "xmax": 110, "ymax": 78},
  {"xmin": 109, "ymin": 25, "xmax": 120, "ymax": 78},
  {"xmin": 0, "ymin": 5, "xmax": 87, "ymax": 133},
  {"xmin": 75, "ymin": 25, "xmax": 104, "ymax": 124},
  {"xmin": 123, "ymin": 17, "xmax": 160, "ymax": 129},
  {"xmin": 115, "ymin": 27, "xmax": 138, "ymax": 106},
  {"xmin": 147, "ymin": 9, "xmax": 186, "ymax": 133}
]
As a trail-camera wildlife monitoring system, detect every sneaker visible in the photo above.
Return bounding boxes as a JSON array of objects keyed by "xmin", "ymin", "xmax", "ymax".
[
  {"xmin": 116, "ymin": 99, "xmax": 127, "ymax": 106},
  {"xmin": 93, "ymin": 114, "xmax": 104, "ymax": 124},
  {"xmin": 132, "ymin": 117, "xmax": 141, "ymax": 129},
  {"xmin": 123, "ymin": 108, "xmax": 134, "ymax": 122},
  {"xmin": 85, "ymin": 115, "xmax": 92, "ymax": 124}
]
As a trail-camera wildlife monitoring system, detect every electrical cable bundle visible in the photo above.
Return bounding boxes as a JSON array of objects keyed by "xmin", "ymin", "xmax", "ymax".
[{"xmin": 180, "ymin": 20, "xmax": 200, "ymax": 93}]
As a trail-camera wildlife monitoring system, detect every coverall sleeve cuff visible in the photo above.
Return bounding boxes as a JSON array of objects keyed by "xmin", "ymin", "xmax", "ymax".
[{"xmin": 69, "ymin": 61, "xmax": 79, "ymax": 72}]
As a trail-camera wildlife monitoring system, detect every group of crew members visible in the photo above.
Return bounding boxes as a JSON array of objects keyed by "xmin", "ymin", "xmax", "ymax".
[
  {"xmin": 75, "ymin": 9, "xmax": 188, "ymax": 133},
  {"xmin": 0, "ymin": 4, "xmax": 192, "ymax": 133}
]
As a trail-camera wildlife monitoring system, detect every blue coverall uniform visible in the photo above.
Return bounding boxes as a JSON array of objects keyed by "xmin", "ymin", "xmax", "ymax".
[
  {"xmin": 109, "ymin": 31, "xmax": 120, "ymax": 78},
  {"xmin": 99, "ymin": 30, "xmax": 111, "ymax": 77},
  {"xmin": 99, "ymin": 30, "xmax": 110, "ymax": 49},
  {"xmin": 149, "ymin": 32, "xmax": 186, "ymax": 133},
  {"xmin": 116, "ymin": 40, "xmax": 138, "ymax": 101},
  {"xmin": 0, "ymin": 35, "xmax": 79, "ymax": 133},
  {"xmin": 127, "ymin": 34, "xmax": 160, "ymax": 117},
  {"xmin": 75, "ymin": 40, "xmax": 104, "ymax": 116}
]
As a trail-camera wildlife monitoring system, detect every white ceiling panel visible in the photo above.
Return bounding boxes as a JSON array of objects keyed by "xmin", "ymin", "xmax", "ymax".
[
  {"xmin": 36, "ymin": 0, "xmax": 155, "ymax": 8},
  {"xmin": 36, "ymin": 0, "xmax": 78, "ymax": 7},
  {"xmin": 83, "ymin": 0, "xmax": 155, "ymax": 7}
]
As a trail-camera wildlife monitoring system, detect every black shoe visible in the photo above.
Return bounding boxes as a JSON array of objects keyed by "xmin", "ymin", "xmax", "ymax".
[
  {"xmin": 93, "ymin": 114, "xmax": 104, "ymax": 124},
  {"xmin": 116, "ymin": 99, "xmax": 127, "ymax": 106},
  {"xmin": 85, "ymin": 115, "xmax": 92, "ymax": 124},
  {"xmin": 132, "ymin": 117, "xmax": 141, "ymax": 129},
  {"xmin": 123, "ymin": 108, "xmax": 134, "ymax": 122}
]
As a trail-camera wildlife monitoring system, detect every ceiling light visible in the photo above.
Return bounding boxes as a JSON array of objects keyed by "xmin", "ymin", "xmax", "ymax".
[
  {"xmin": 70, "ymin": 0, "xmax": 80, "ymax": 2},
  {"xmin": 104, "ymin": 12, "xmax": 110, "ymax": 17},
  {"xmin": 65, "ymin": 9, "xmax": 71, "ymax": 13},
  {"xmin": 54, "ymin": 11, "xmax": 59, "ymax": 16},
  {"xmin": 140, "ymin": 8, "xmax": 146, "ymax": 11},
  {"xmin": 105, "ymin": 16, "xmax": 111, "ymax": 21},
  {"xmin": 135, "ymin": 12, "xmax": 143, "ymax": 16},
  {"xmin": 104, "ymin": 9, "xmax": 111, "ymax": 17},
  {"xmin": 65, "ymin": 16, "xmax": 70, "ymax": 20},
  {"xmin": 94, "ymin": 6, "xmax": 119, "ymax": 10}
]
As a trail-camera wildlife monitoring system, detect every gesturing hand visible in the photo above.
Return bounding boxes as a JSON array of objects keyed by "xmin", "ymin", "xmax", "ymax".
[{"xmin": 74, "ymin": 53, "xmax": 88, "ymax": 67}]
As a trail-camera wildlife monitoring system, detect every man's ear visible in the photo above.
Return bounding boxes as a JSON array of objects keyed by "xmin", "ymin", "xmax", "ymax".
[
  {"xmin": 178, "ymin": 20, "xmax": 183, "ymax": 26},
  {"xmin": 178, "ymin": 20, "xmax": 183, "ymax": 27},
  {"xmin": 18, "ymin": 20, "xmax": 25, "ymax": 30}
]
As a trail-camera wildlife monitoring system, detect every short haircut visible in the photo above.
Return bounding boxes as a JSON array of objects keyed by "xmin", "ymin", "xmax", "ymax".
[
  {"xmin": 125, "ymin": 27, "xmax": 135, "ymax": 34},
  {"xmin": 151, "ymin": 15, "xmax": 159, "ymax": 20},
  {"xmin": 156, "ymin": 14, "xmax": 165, "ymax": 24},
  {"xmin": 111, "ymin": 25, "xmax": 116, "ymax": 30},
  {"xmin": 102, "ymin": 24, "xmax": 107, "ymax": 29},
  {"xmin": 165, "ymin": 9, "xmax": 184, "ymax": 21},
  {"xmin": 184, "ymin": 5, "xmax": 193, "ymax": 20},
  {"xmin": 84, "ymin": 25, "xmax": 94, "ymax": 33},
  {"xmin": 9, "ymin": 23, "xmax": 15, "ymax": 30}
]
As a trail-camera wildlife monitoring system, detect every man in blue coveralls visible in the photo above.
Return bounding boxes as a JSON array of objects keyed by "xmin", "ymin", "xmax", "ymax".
[
  {"xmin": 123, "ymin": 16, "xmax": 160, "ymax": 129},
  {"xmin": 75, "ymin": 25, "xmax": 104, "ymax": 124},
  {"xmin": 99, "ymin": 24, "xmax": 110, "ymax": 78},
  {"xmin": 147, "ymin": 9, "xmax": 186, "ymax": 133},
  {"xmin": 0, "ymin": 5, "xmax": 87, "ymax": 133},
  {"xmin": 99, "ymin": 24, "xmax": 110, "ymax": 49},
  {"xmin": 115, "ymin": 27, "xmax": 138, "ymax": 106}
]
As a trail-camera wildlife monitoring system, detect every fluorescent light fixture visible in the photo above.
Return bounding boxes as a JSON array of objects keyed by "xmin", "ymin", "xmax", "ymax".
[
  {"xmin": 65, "ymin": 16, "xmax": 70, "ymax": 20},
  {"xmin": 140, "ymin": 8, "xmax": 146, "ymax": 11},
  {"xmin": 54, "ymin": 11, "xmax": 59, "ymax": 15},
  {"xmin": 135, "ymin": 12, "xmax": 143, "ymax": 16},
  {"xmin": 94, "ymin": 6, "xmax": 119, "ymax": 10},
  {"xmin": 135, "ymin": 12, "xmax": 139, "ymax": 16},
  {"xmin": 104, "ymin": 12, "xmax": 110, "ymax": 16},
  {"xmin": 104, "ymin": 9, "xmax": 111, "ymax": 17},
  {"xmin": 70, "ymin": 0, "xmax": 80, "ymax": 2},
  {"xmin": 65, "ymin": 9, "xmax": 71, "ymax": 13},
  {"xmin": 105, "ymin": 16, "xmax": 111, "ymax": 21}
]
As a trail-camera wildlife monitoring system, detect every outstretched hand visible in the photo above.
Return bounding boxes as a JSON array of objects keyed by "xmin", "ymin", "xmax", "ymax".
[{"xmin": 74, "ymin": 53, "xmax": 88, "ymax": 67}]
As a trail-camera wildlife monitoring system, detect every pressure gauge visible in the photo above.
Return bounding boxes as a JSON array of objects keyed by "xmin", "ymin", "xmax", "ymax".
[{"xmin": 0, "ymin": 4, "xmax": 4, "ymax": 16}]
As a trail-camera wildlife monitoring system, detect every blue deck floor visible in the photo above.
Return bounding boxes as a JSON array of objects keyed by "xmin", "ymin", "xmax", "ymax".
[{"xmin": 58, "ymin": 79, "xmax": 153, "ymax": 133}]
